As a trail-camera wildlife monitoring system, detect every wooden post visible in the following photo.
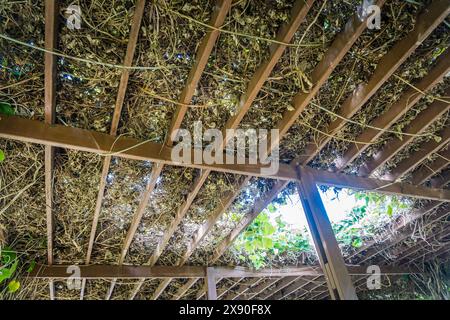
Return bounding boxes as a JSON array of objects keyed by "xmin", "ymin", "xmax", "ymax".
[
  {"xmin": 206, "ymin": 267, "xmax": 217, "ymax": 300},
  {"xmin": 296, "ymin": 167, "xmax": 358, "ymax": 300}
]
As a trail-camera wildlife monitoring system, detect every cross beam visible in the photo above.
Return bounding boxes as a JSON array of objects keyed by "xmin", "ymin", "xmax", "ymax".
[{"xmin": 30, "ymin": 264, "xmax": 415, "ymax": 279}]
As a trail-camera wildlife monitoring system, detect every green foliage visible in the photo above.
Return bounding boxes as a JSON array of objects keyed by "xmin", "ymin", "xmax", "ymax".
[
  {"xmin": 0, "ymin": 247, "xmax": 20, "ymax": 293},
  {"xmin": 0, "ymin": 102, "xmax": 14, "ymax": 116},
  {"xmin": 7, "ymin": 280, "xmax": 20, "ymax": 293},
  {"xmin": 332, "ymin": 191, "xmax": 410, "ymax": 248},
  {"xmin": 0, "ymin": 149, "xmax": 4, "ymax": 162},
  {"xmin": 234, "ymin": 211, "xmax": 311, "ymax": 269},
  {"xmin": 0, "ymin": 246, "xmax": 35, "ymax": 295}
]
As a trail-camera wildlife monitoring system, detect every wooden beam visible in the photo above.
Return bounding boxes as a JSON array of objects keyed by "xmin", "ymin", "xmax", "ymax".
[
  {"xmin": 358, "ymin": 93, "xmax": 450, "ymax": 177},
  {"xmin": 292, "ymin": 0, "xmax": 450, "ymax": 165},
  {"xmin": 383, "ymin": 126, "xmax": 450, "ymax": 181},
  {"xmin": 270, "ymin": 278, "xmax": 316, "ymax": 300},
  {"xmin": 78, "ymin": 0, "xmax": 146, "ymax": 300},
  {"xmin": 411, "ymin": 149, "xmax": 450, "ymax": 186},
  {"xmin": 2, "ymin": 117, "xmax": 450, "ymax": 200},
  {"xmin": 296, "ymin": 167, "xmax": 357, "ymax": 300},
  {"xmin": 31, "ymin": 265, "xmax": 206, "ymax": 279},
  {"xmin": 245, "ymin": 278, "xmax": 280, "ymax": 300},
  {"xmin": 271, "ymin": 0, "xmax": 387, "ymax": 151},
  {"xmin": 222, "ymin": 278, "xmax": 260, "ymax": 300},
  {"xmin": 126, "ymin": 1, "xmax": 233, "ymax": 299},
  {"xmin": 308, "ymin": 166, "xmax": 450, "ymax": 202},
  {"xmin": 44, "ymin": 0, "xmax": 58, "ymax": 300},
  {"xmin": 0, "ymin": 116, "xmax": 297, "ymax": 181},
  {"xmin": 336, "ymin": 50, "xmax": 450, "ymax": 170},
  {"xmin": 131, "ymin": 0, "xmax": 314, "ymax": 300},
  {"xmin": 176, "ymin": 1, "xmax": 387, "ymax": 299},
  {"xmin": 206, "ymin": 267, "xmax": 217, "ymax": 300},
  {"xmin": 166, "ymin": 0, "xmax": 232, "ymax": 144}
]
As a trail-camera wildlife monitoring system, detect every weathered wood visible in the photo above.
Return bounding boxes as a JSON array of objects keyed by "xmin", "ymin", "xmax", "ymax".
[
  {"xmin": 31, "ymin": 265, "xmax": 206, "ymax": 279},
  {"xmin": 146, "ymin": 0, "xmax": 315, "ymax": 300},
  {"xmin": 167, "ymin": 0, "xmax": 232, "ymax": 143},
  {"xmin": 296, "ymin": 168, "xmax": 357, "ymax": 300},
  {"xmin": 383, "ymin": 126, "xmax": 450, "ymax": 181},
  {"xmin": 358, "ymin": 93, "xmax": 450, "ymax": 177},
  {"xmin": 206, "ymin": 267, "xmax": 218, "ymax": 300},
  {"xmin": 2, "ymin": 117, "xmax": 450, "ymax": 202},
  {"xmin": 292, "ymin": 1, "xmax": 450, "ymax": 165},
  {"xmin": 307, "ymin": 166, "xmax": 450, "ymax": 202},
  {"xmin": 0, "ymin": 116, "xmax": 297, "ymax": 181},
  {"xmin": 44, "ymin": 0, "xmax": 58, "ymax": 300},
  {"xmin": 30, "ymin": 264, "xmax": 413, "ymax": 279},
  {"xmin": 272, "ymin": 0, "xmax": 387, "ymax": 152},
  {"xmin": 177, "ymin": 0, "xmax": 387, "ymax": 299},
  {"xmin": 411, "ymin": 149, "xmax": 450, "ymax": 186},
  {"xmin": 115, "ymin": 1, "xmax": 235, "ymax": 299},
  {"xmin": 336, "ymin": 50, "xmax": 450, "ymax": 169}
]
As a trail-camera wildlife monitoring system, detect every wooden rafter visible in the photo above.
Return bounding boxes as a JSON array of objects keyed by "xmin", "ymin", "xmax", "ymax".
[
  {"xmin": 412, "ymin": 149, "xmax": 450, "ymax": 186},
  {"xmin": 245, "ymin": 278, "xmax": 280, "ymax": 300},
  {"xmin": 383, "ymin": 127, "xmax": 450, "ymax": 181},
  {"xmin": 270, "ymin": 278, "xmax": 317, "ymax": 300},
  {"xmin": 172, "ymin": 1, "xmax": 388, "ymax": 300},
  {"xmin": 134, "ymin": 0, "xmax": 315, "ymax": 300},
  {"xmin": 348, "ymin": 176, "xmax": 450, "ymax": 266},
  {"xmin": 292, "ymin": 0, "xmax": 450, "ymax": 166},
  {"xmin": 358, "ymin": 92, "xmax": 450, "ymax": 177},
  {"xmin": 257, "ymin": 276, "xmax": 298, "ymax": 300},
  {"xmin": 114, "ymin": 0, "xmax": 233, "ymax": 299},
  {"xmin": 77, "ymin": 0, "xmax": 146, "ymax": 300},
  {"xmin": 222, "ymin": 278, "xmax": 260, "ymax": 300},
  {"xmin": 44, "ymin": 0, "xmax": 58, "ymax": 300},
  {"xmin": 335, "ymin": 50, "xmax": 450, "ymax": 170}
]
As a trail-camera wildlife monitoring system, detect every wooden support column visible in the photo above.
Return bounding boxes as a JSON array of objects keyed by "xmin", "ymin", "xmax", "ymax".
[
  {"xmin": 44, "ymin": 0, "xmax": 58, "ymax": 300},
  {"xmin": 296, "ymin": 167, "xmax": 357, "ymax": 300},
  {"xmin": 206, "ymin": 267, "xmax": 217, "ymax": 300}
]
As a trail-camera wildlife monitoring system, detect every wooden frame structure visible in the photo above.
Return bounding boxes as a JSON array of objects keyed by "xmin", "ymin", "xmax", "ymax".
[{"xmin": 2, "ymin": 0, "xmax": 450, "ymax": 300}]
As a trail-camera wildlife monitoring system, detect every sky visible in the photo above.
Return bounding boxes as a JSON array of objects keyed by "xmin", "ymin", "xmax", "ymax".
[{"xmin": 267, "ymin": 188, "xmax": 363, "ymax": 229}]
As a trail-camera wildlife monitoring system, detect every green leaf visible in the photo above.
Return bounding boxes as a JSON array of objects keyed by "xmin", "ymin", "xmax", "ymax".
[
  {"xmin": 386, "ymin": 205, "xmax": 393, "ymax": 217},
  {"xmin": 8, "ymin": 280, "xmax": 20, "ymax": 293},
  {"xmin": 0, "ymin": 149, "xmax": 4, "ymax": 162},
  {"xmin": 27, "ymin": 260, "xmax": 36, "ymax": 273},
  {"xmin": 352, "ymin": 238, "xmax": 363, "ymax": 248},
  {"xmin": 267, "ymin": 204, "xmax": 276, "ymax": 213},
  {"xmin": 0, "ymin": 102, "xmax": 14, "ymax": 116},
  {"xmin": 262, "ymin": 237, "xmax": 273, "ymax": 249},
  {"xmin": 262, "ymin": 223, "xmax": 275, "ymax": 236}
]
